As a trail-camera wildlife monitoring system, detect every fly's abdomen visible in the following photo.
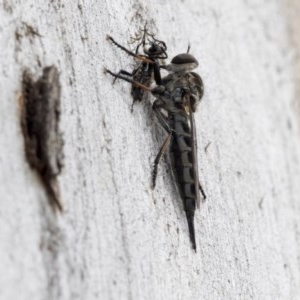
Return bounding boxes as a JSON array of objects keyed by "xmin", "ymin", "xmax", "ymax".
[
  {"xmin": 169, "ymin": 113, "xmax": 198, "ymax": 250},
  {"xmin": 170, "ymin": 114, "xmax": 197, "ymax": 202}
]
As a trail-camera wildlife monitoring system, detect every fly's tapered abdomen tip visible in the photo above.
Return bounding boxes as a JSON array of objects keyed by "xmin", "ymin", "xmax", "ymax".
[
  {"xmin": 192, "ymin": 243, "xmax": 197, "ymax": 252},
  {"xmin": 186, "ymin": 209, "xmax": 197, "ymax": 252},
  {"xmin": 190, "ymin": 233, "xmax": 197, "ymax": 252}
]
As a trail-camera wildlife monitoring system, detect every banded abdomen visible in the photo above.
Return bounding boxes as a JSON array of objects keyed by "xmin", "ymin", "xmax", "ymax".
[{"xmin": 169, "ymin": 112, "xmax": 199, "ymax": 251}]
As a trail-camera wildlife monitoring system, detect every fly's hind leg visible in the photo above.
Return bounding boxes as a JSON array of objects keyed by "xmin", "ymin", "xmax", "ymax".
[
  {"xmin": 199, "ymin": 181, "xmax": 206, "ymax": 201},
  {"xmin": 151, "ymin": 100, "xmax": 173, "ymax": 189},
  {"xmin": 152, "ymin": 134, "xmax": 172, "ymax": 189}
]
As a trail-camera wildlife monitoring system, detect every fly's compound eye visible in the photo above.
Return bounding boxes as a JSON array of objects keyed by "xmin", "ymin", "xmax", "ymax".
[
  {"xmin": 171, "ymin": 54, "xmax": 198, "ymax": 66},
  {"xmin": 166, "ymin": 53, "xmax": 199, "ymax": 73}
]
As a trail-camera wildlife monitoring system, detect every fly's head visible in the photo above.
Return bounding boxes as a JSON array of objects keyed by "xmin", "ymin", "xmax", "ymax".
[{"xmin": 163, "ymin": 53, "xmax": 198, "ymax": 74}]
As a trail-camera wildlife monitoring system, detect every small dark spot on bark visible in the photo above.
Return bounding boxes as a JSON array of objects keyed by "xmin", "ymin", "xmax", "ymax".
[
  {"xmin": 81, "ymin": 36, "xmax": 88, "ymax": 42},
  {"xmin": 167, "ymin": 223, "xmax": 171, "ymax": 232},
  {"xmin": 287, "ymin": 119, "xmax": 292, "ymax": 130},
  {"xmin": 236, "ymin": 171, "xmax": 242, "ymax": 178},
  {"xmin": 276, "ymin": 66, "xmax": 282, "ymax": 74},
  {"xmin": 204, "ymin": 141, "xmax": 211, "ymax": 154},
  {"xmin": 15, "ymin": 22, "xmax": 42, "ymax": 46},
  {"xmin": 15, "ymin": 30, "xmax": 23, "ymax": 43},
  {"xmin": 20, "ymin": 66, "xmax": 64, "ymax": 212},
  {"xmin": 3, "ymin": 0, "xmax": 13, "ymax": 13},
  {"xmin": 23, "ymin": 22, "xmax": 42, "ymax": 38},
  {"xmin": 259, "ymin": 197, "xmax": 264, "ymax": 209},
  {"xmin": 37, "ymin": 57, "xmax": 42, "ymax": 67}
]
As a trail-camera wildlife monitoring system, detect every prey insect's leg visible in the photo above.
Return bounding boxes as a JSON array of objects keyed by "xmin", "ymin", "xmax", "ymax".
[
  {"xmin": 107, "ymin": 35, "xmax": 139, "ymax": 59},
  {"xmin": 107, "ymin": 35, "xmax": 153, "ymax": 64},
  {"xmin": 151, "ymin": 100, "xmax": 173, "ymax": 189},
  {"xmin": 112, "ymin": 64, "xmax": 142, "ymax": 84},
  {"xmin": 105, "ymin": 69, "xmax": 151, "ymax": 92}
]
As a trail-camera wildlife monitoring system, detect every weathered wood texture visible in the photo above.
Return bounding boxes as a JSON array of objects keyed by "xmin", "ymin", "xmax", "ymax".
[{"xmin": 1, "ymin": 1, "xmax": 300, "ymax": 299}]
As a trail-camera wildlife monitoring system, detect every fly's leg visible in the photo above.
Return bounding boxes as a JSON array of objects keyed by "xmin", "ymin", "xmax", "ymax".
[
  {"xmin": 152, "ymin": 134, "xmax": 172, "ymax": 189},
  {"xmin": 199, "ymin": 181, "xmax": 206, "ymax": 201},
  {"xmin": 151, "ymin": 100, "xmax": 173, "ymax": 189}
]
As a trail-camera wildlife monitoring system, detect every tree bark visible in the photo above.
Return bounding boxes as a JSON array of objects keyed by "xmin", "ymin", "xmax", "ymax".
[{"xmin": 1, "ymin": 1, "xmax": 300, "ymax": 299}]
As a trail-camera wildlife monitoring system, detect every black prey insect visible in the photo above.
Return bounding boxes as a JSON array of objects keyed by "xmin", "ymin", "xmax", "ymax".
[
  {"xmin": 105, "ymin": 36, "xmax": 206, "ymax": 251},
  {"xmin": 107, "ymin": 25, "xmax": 167, "ymax": 108}
]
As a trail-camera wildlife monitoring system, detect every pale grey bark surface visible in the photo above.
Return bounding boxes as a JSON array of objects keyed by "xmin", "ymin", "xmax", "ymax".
[{"xmin": 1, "ymin": 1, "xmax": 300, "ymax": 300}]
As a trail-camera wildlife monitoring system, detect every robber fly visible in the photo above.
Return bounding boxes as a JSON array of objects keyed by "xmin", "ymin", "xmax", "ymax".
[
  {"xmin": 105, "ymin": 44, "xmax": 206, "ymax": 251},
  {"xmin": 107, "ymin": 25, "xmax": 167, "ymax": 107}
]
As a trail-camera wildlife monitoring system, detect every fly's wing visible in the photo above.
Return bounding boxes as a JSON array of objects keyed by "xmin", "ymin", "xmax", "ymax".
[
  {"xmin": 189, "ymin": 72, "xmax": 204, "ymax": 112},
  {"xmin": 187, "ymin": 95, "xmax": 201, "ymax": 209}
]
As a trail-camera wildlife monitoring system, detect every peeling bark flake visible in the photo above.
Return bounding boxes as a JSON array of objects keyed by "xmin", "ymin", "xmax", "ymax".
[{"xmin": 20, "ymin": 66, "xmax": 64, "ymax": 211}]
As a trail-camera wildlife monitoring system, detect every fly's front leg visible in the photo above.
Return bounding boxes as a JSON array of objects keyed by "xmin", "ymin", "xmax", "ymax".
[{"xmin": 151, "ymin": 100, "xmax": 173, "ymax": 189}]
